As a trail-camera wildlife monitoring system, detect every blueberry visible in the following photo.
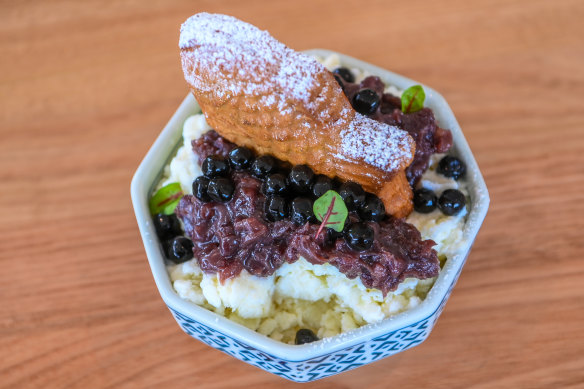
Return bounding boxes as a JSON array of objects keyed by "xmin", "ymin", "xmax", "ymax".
[
  {"xmin": 153, "ymin": 213, "xmax": 182, "ymax": 240},
  {"xmin": 333, "ymin": 67, "xmax": 355, "ymax": 83},
  {"xmin": 438, "ymin": 189, "xmax": 466, "ymax": 216},
  {"xmin": 352, "ymin": 89, "xmax": 380, "ymax": 115},
  {"xmin": 312, "ymin": 175, "xmax": 334, "ymax": 198},
  {"xmin": 277, "ymin": 160, "xmax": 293, "ymax": 176},
  {"xmin": 262, "ymin": 173, "xmax": 288, "ymax": 196},
  {"xmin": 192, "ymin": 176, "xmax": 211, "ymax": 202},
  {"xmin": 288, "ymin": 165, "xmax": 314, "ymax": 194},
  {"xmin": 264, "ymin": 196, "xmax": 289, "ymax": 221},
  {"xmin": 344, "ymin": 222, "xmax": 374, "ymax": 251},
  {"xmin": 331, "ymin": 177, "xmax": 343, "ymax": 190},
  {"xmin": 251, "ymin": 155, "xmax": 278, "ymax": 179},
  {"xmin": 290, "ymin": 197, "xmax": 315, "ymax": 225},
  {"xmin": 295, "ymin": 329, "xmax": 319, "ymax": 345},
  {"xmin": 165, "ymin": 236, "xmax": 194, "ymax": 264},
  {"xmin": 207, "ymin": 177, "xmax": 235, "ymax": 202},
  {"xmin": 437, "ymin": 156, "xmax": 466, "ymax": 180},
  {"xmin": 202, "ymin": 155, "xmax": 230, "ymax": 178},
  {"xmin": 228, "ymin": 147, "xmax": 254, "ymax": 170},
  {"xmin": 323, "ymin": 228, "xmax": 342, "ymax": 248},
  {"xmin": 358, "ymin": 194, "xmax": 386, "ymax": 222},
  {"xmin": 413, "ymin": 188, "xmax": 437, "ymax": 213},
  {"xmin": 338, "ymin": 181, "xmax": 366, "ymax": 210},
  {"xmin": 342, "ymin": 220, "xmax": 352, "ymax": 233}
]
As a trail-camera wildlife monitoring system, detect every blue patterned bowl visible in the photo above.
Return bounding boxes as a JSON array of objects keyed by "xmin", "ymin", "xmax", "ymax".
[{"xmin": 131, "ymin": 50, "xmax": 489, "ymax": 382}]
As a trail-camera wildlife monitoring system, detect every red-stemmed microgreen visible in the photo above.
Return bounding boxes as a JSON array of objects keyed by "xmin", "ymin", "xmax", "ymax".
[
  {"xmin": 401, "ymin": 85, "xmax": 425, "ymax": 113},
  {"xmin": 313, "ymin": 190, "xmax": 348, "ymax": 239},
  {"xmin": 149, "ymin": 182, "xmax": 184, "ymax": 215}
]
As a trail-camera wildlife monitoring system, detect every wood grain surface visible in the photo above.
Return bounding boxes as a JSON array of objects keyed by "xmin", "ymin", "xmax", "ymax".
[{"xmin": 1, "ymin": 0, "xmax": 583, "ymax": 388}]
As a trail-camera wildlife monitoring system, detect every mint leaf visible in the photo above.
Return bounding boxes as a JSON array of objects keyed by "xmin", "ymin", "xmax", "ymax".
[
  {"xmin": 149, "ymin": 183, "xmax": 183, "ymax": 215},
  {"xmin": 313, "ymin": 190, "xmax": 348, "ymax": 236},
  {"xmin": 401, "ymin": 85, "xmax": 425, "ymax": 113}
]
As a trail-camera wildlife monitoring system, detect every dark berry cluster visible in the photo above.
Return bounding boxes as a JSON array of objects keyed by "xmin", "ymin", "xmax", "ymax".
[
  {"xmin": 413, "ymin": 187, "xmax": 466, "ymax": 215},
  {"xmin": 153, "ymin": 213, "xmax": 194, "ymax": 264},
  {"xmin": 257, "ymin": 162, "xmax": 384, "ymax": 252},
  {"xmin": 193, "ymin": 148, "xmax": 247, "ymax": 203},
  {"xmin": 192, "ymin": 147, "xmax": 387, "ymax": 252},
  {"xmin": 413, "ymin": 156, "xmax": 467, "ymax": 216}
]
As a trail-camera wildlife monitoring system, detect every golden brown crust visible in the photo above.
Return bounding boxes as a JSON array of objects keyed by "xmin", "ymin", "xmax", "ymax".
[
  {"xmin": 179, "ymin": 13, "xmax": 416, "ymax": 217},
  {"xmin": 378, "ymin": 171, "xmax": 413, "ymax": 218}
]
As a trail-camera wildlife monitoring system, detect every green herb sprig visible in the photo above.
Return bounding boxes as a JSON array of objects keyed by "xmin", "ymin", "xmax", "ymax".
[
  {"xmin": 313, "ymin": 190, "xmax": 348, "ymax": 238},
  {"xmin": 401, "ymin": 85, "xmax": 425, "ymax": 113},
  {"xmin": 149, "ymin": 182, "xmax": 184, "ymax": 215}
]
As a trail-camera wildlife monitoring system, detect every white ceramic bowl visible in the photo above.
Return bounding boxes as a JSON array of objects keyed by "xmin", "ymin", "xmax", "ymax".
[{"xmin": 131, "ymin": 49, "xmax": 489, "ymax": 382}]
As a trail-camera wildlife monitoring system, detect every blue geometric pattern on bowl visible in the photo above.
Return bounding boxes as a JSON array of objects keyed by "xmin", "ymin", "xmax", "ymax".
[
  {"xmin": 168, "ymin": 262, "xmax": 463, "ymax": 382},
  {"xmin": 170, "ymin": 301, "xmax": 436, "ymax": 382}
]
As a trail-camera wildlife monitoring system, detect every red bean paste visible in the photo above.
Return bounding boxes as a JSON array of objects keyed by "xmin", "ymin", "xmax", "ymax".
[{"xmin": 176, "ymin": 130, "xmax": 439, "ymax": 296}]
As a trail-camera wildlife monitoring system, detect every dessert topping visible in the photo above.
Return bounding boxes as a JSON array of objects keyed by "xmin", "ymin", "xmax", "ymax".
[
  {"xmin": 344, "ymin": 222, "xmax": 374, "ymax": 251},
  {"xmin": 180, "ymin": 13, "xmax": 417, "ymax": 217},
  {"xmin": 358, "ymin": 194, "xmax": 386, "ymax": 222},
  {"xmin": 153, "ymin": 213, "xmax": 182, "ymax": 240},
  {"xmin": 338, "ymin": 112, "xmax": 411, "ymax": 175},
  {"xmin": 413, "ymin": 188, "xmax": 438, "ymax": 213},
  {"xmin": 323, "ymin": 228, "xmax": 342, "ymax": 248},
  {"xmin": 178, "ymin": 132, "xmax": 440, "ymax": 294},
  {"xmin": 228, "ymin": 147, "xmax": 254, "ymax": 170},
  {"xmin": 338, "ymin": 181, "xmax": 366, "ymax": 210},
  {"xmin": 338, "ymin": 76, "xmax": 452, "ymax": 186},
  {"xmin": 295, "ymin": 329, "xmax": 319, "ymax": 345},
  {"xmin": 290, "ymin": 197, "xmax": 316, "ymax": 225},
  {"xmin": 207, "ymin": 177, "xmax": 235, "ymax": 202},
  {"xmin": 437, "ymin": 155, "xmax": 466, "ymax": 180},
  {"xmin": 165, "ymin": 236, "xmax": 194, "ymax": 263},
  {"xmin": 352, "ymin": 88, "xmax": 380, "ymax": 115},
  {"xmin": 192, "ymin": 176, "xmax": 211, "ymax": 202},
  {"xmin": 192, "ymin": 130, "xmax": 235, "ymax": 165},
  {"xmin": 152, "ymin": 211, "xmax": 194, "ymax": 263},
  {"xmin": 401, "ymin": 85, "xmax": 425, "ymax": 114},
  {"xmin": 311, "ymin": 174, "xmax": 334, "ymax": 198},
  {"xmin": 333, "ymin": 67, "xmax": 355, "ymax": 83},
  {"xmin": 180, "ymin": 13, "xmax": 328, "ymax": 116},
  {"xmin": 313, "ymin": 190, "xmax": 348, "ymax": 237},
  {"xmin": 265, "ymin": 196, "xmax": 289, "ymax": 221},
  {"xmin": 202, "ymin": 155, "xmax": 230, "ymax": 178},
  {"xmin": 149, "ymin": 182, "xmax": 184, "ymax": 215},
  {"xmin": 251, "ymin": 155, "xmax": 278, "ymax": 179},
  {"xmin": 288, "ymin": 165, "xmax": 315, "ymax": 194},
  {"xmin": 438, "ymin": 189, "xmax": 466, "ymax": 216},
  {"xmin": 262, "ymin": 173, "xmax": 289, "ymax": 196}
]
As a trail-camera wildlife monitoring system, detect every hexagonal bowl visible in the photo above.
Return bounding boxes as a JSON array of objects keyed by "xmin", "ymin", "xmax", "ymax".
[{"xmin": 131, "ymin": 49, "xmax": 489, "ymax": 382}]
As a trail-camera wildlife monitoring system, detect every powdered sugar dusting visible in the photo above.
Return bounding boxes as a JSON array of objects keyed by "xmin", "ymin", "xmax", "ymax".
[
  {"xmin": 339, "ymin": 113, "xmax": 413, "ymax": 172},
  {"xmin": 180, "ymin": 13, "xmax": 414, "ymax": 175},
  {"xmin": 180, "ymin": 13, "xmax": 324, "ymax": 113}
]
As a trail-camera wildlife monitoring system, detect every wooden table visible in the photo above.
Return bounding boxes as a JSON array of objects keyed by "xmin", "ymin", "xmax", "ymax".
[{"xmin": 2, "ymin": 1, "xmax": 583, "ymax": 387}]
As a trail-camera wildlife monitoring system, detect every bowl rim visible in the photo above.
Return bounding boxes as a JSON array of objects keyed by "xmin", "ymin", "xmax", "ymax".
[{"xmin": 131, "ymin": 49, "xmax": 489, "ymax": 362}]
